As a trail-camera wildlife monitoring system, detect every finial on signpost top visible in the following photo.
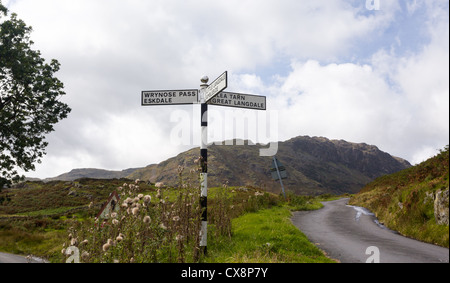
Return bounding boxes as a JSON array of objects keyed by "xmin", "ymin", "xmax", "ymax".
[
  {"xmin": 201, "ymin": 76, "xmax": 209, "ymax": 84},
  {"xmin": 200, "ymin": 76, "xmax": 209, "ymax": 103}
]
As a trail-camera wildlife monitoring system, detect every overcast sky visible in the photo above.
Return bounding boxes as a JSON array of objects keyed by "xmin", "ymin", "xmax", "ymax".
[{"xmin": 3, "ymin": 0, "xmax": 449, "ymax": 179}]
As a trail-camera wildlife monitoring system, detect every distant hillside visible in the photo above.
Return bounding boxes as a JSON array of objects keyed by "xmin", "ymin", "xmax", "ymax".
[
  {"xmin": 349, "ymin": 146, "xmax": 449, "ymax": 247},
  {"xmin": 44, "ymin": 168, "xmax": 141, "ymax": 182},
  {"xmin": 128, "ymin": 136, "xmax": 411, "ymax": 196}
]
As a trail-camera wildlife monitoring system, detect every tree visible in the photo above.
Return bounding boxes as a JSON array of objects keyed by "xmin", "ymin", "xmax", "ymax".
[{"xmin": 0, "ymin": 2, "xmax": 71, "ymax": 188}]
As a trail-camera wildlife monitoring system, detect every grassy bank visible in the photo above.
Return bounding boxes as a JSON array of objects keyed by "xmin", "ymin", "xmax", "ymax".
[
  {"xmin": 205, "ymin": 206, "xmax": 335, "ymax": 263},
  {"xmin": 349, "ymin": 146, "xmax": 449, "ymax": 248}
]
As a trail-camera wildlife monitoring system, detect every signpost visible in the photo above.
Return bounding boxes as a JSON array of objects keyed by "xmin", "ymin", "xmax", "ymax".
[
  {"xmin": 271, "ymin": 156, "xmax": 287, "ymax": 199},
  {"xmin": 204, "ymin": 71, "xmax": 227, "ymax": 103},
  {"xmin": 96, "ymin": 191, "xmax": 120, "ymax": 219},
  {"xmin": 208, "ymin": 91, "xmax": 266, "ymax": 110},
  {"xmin": 141, "ymin": 90, "xmax": 199, "ymax": 106},
  {"xmin": 141, "ymin": 71, "xmax": 266, "ymax": 254}
]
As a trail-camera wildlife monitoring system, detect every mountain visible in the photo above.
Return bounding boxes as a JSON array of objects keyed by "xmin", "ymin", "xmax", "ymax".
[
  {"xmin": 128, "ymin": 136, "xmax": 411, "ymax": 195},
  {"xmin": 43, "ymin": 168, "xmax": 141, "ymax": 182},
  {"xmin": 349, "ymin": 146, "xmax": 449, "ymax": 247}
]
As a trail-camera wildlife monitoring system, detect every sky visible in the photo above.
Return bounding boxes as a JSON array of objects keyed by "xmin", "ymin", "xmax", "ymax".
[{"xmin": 2, "ymin": 0, "xmax": 449, "ymax": 179}]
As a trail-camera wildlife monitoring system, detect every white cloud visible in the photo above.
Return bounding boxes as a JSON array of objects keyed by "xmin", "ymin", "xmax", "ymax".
[
  {"xmin": 269, "ymin": 60, "xmax": 406, "ymax": 146},
  {"xmin": 6, "ymin": 0, "xmax": 449, "ymax": 178}
]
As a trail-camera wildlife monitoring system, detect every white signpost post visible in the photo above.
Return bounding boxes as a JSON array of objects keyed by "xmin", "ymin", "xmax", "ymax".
[{"xmin": 142, "ymin": 71, "xmax": 266, "ymax": 255}]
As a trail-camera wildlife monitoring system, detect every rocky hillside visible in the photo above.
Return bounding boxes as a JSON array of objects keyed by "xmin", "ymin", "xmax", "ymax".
[
  {"xmin": 349, "ymin": 146, "xmax": 449, "ymax": 247},
  {"xmin": 128, "ymin": 136, "xmax": 411, "ymax": 195}
]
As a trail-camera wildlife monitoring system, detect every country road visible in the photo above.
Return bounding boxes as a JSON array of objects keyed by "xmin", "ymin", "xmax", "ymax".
[
  {"xmin": 0, "ymin": 252, "xmax": 30, "ymax": 263},
  {"xmin": 292, "ymin": 198, "xmax": 449, "ymax": 263},
  {"xmin": 0, "ymin": 252, "xmax": 46, "ymax": 263}
]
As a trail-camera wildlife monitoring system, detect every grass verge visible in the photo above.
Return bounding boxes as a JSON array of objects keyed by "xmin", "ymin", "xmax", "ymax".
[{"xmin": 205, "ymin": 206, "xmax": 335, "ymax": 263}]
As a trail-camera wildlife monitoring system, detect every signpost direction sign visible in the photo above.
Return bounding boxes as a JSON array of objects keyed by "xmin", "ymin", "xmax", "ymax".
[
  {"xmin": 208, "ymin": 91, "xmax": 266, "ymax": 110},
  {"xmin": 141, "ymin": 89, "xmax": 199, "ymax": 106},
  {"xmin": 271, "ymin": 157, "xmax": 287, "ymax": 180},
  {"xmin": 204, "ymin": 71, "xmax": 227, "ymax": 103},
  {"xmin": 141, "ymin": 71, "xmax": 270, "ymax": 255},
  {"xmin": 271, "ymin": 156, "xmax": 287, "ymax": 199}
]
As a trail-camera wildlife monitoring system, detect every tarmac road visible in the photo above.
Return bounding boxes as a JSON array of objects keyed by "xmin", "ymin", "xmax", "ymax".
[
  {"xmin": 0, "ymin": 252, "xmax": 46, "ymax": 263},
  {"xmin": 291, "ymin": 198, "xmax": 449, "ymax": 263},
  {"xmin": 0, "ymin": 252, "xmax": 29, "ymax": 263}
]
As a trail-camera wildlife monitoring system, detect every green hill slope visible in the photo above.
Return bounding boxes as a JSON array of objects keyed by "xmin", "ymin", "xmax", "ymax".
[{"xmin": 349, "ymin": 146, "xmax": 449, "ymax": 247}]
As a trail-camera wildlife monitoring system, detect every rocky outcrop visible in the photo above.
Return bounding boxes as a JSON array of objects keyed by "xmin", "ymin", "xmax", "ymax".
[{"xmin": 435, "ymin": 187, "xmax": 449, "ymax": 226}]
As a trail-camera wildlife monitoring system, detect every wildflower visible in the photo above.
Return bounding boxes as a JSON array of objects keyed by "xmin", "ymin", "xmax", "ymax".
[
  {"xmin": 155, "ymin": 182, "xmax": 164, "ymax": 188},
  {"xmin": 143, "ymin": 195, "xmax": 151, "ymax": 204},
  {"xmin": 130, "ymin": 257, "xmax": 135, "ymax": 263},
  {"xmin": 138, "ymin": 194, "xmax": 144, "ymax": 199},
  {"xmin": 70, "ymin": 238, "xmax": 78, "ymax": 246},
  {"xmin": 88, "ymin": 202, "xmax": 93, "ymax": 209},
  {"xmin": 61, "ymin": 248, "xmax": 66, "ymax": 255},
  {"xmin": 176, "ymin": 234, "xmax": 184, "ymax": 241},
  {"xmin": 116, "ymin": 235, "xmax": 123, "ymax": 242},
  {"xmin": 81, "ymin": 239, "xmax": 88, "ymax": 246},
  {"xmin": 81, "ymin": 251, "xmax": 89, "ymax": 261},
  {"xmin": 111, "ymin": 212, "xmax": 118, "ymax": 218},
  {"xmin": 103, "ymin": 243, "xmax": 111, "ymax": 252},
  {"xmin": 132, "ymin": 207, "xmax": 139, "ymax": 216},
  {"xmin": 112, "ymin": 219, "xmax": 119, "ymax": 225},
  {"xmin": 173, "ymin": 216, "xmax": 180, "ymax": 222},
  {"xmin": 135, "ymin": 179, "xmax": 140, "ymax": 184},
  {"xmin": 159, "ymin": 223, "xmax": 167, "ymax": 230},
  {"xmin": 143, "ymin": 216, "xmax": 151, "ymax": 224}
]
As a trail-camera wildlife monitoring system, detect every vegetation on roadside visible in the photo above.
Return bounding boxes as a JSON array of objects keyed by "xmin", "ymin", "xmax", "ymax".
[
  {"xmin": 0, "ymin": 164, "xmax": 337, "ymax": 263},
  {"xmin": 206, "ymin": 206, "xmax": 335, "ymax": 263},
  {"xmin": 349, "ymin": 146, "xmax": 449, "ymax": 248}
]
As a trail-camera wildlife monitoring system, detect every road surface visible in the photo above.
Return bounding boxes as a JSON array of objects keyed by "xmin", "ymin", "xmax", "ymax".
[
  {"xmin": 292, "ymin": 198, "xmax": 449, "ymax": 263},
  {"xmin": 0, "ymin": 252, "xmax": 46, "ymax": 263}
]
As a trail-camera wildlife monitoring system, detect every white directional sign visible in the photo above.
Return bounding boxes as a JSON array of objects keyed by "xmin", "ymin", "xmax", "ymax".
[
  {"xmin": 208, "ymin": 91, "xmax": 266, "ymax": 110},
  {"xmin": 204, "ymin": 71, "xmax": 227, "ymax": 103},
  {"xmin": 141, "ymin": 71, "xmax": 268, "ymax": 254},
  {"xmin": 141, "ymin": 90, "xmax": 199, "ymax": 106}
]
